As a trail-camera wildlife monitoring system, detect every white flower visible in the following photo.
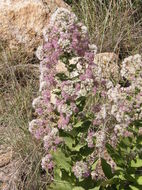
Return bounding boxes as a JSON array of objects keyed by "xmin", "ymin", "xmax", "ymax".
[
  {"xmin": 43, "ymin": 28, "xmax": 49, "ymax": 42},
  {"xmin": 32, "ymin": 96, "xmax": 42, "ymax": 108},
  {"xmin": 101, "ymin": 105, "xmax": 107, "ymax": 119},
  {"xmin": 62, "ymin": 83, "xmax": 75, "ymax": 95},
  {"xmin": 39, "ymin": 81, "xmax": 47, "ymax": 92},
  {"xmin": 44, "ymin": 128, "xmax": 58, "ymax": 142},
  {"xmin": 114, "ymin": 124, "xmax": 121, "ymax": 133},
  {"xmin": 29, "ymin": 119, "xmax": 43, "ymax": 133},
  {"xmin": 70, "ymin": 70, "xmax": 79, "ymax": 78},
  {"xmin": 50, "ymin": 8, "xmax": 77, "ymax": 29},
  {"xmin": 76, "ymin": 62, "xmax": 83, "ymax": 71},
  {"xmin": 106, "ymin": 80, "xmax": 114, "ymax": 89},
  {"xmin": 89, "ymin": 44, "xmax": 97, "ymax": 54},
  {"xmin": 107, "ymin": 85, "xmax": 121, "ymax": 102},
  {"xmin": 57, "ymin": 103, "xmax": 71, "ymax": 115},
  {"xmin": 58, "ymin": 38, "xmax": 71, "ymax": 51},
  {"xmin": 69, "ymin": 57, "xmax": 81, "ymax": 65},
  {"xmin": 121, "ymin": 54, "xmax": 142, "ymax": 80},
  {"xmin": 50, "ymin": 92, "xmax": 57, "ymax": 105},
  {"xmin": 29, "ymin": 119, "xmax": 37, "ymax": 132},
  {"xmin": 81, "ymin": 25, "xmax": 88, "ymax": 35},
  {"xmin": 95, "ymin": 130, "xmax": 106, "ymax": 149},
  {"xmin": 43, "ymin": 135, "xmax": 50, "ymax": 142},
  {"xmin": 78, "ymin": 89, "xmax": 87, "ymax": 96},
  {"xmin": 111, "ymin": 105, "xmax": 118, "ymax": 115},
  {"xmin": 50, "ymin": 128, "xmax": 58, "ymax": 136},
  {"xmin": 115, "ymin": 111, "xmax": 124, "ymax": 122},
  {"xmin": 36, "ymin": 45, "xmax": 44, "ymax": 60}
]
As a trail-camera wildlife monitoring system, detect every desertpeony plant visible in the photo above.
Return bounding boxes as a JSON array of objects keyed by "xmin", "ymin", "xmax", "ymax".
[{"xmin": 29, "ymin": 8, "xmax": 142, "ymax": 189}]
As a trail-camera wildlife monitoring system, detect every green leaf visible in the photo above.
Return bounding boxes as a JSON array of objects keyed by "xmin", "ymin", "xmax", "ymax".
[
  {"xmin": 101, "ymin": 158, "xmax": 113, "ymax": 179},
  {"xmin": 63, "ymin": 136, "xmax": 75, "ymax": 149},
  {"xmin": 137, "ymin": 176, "xmax": 142, "ymax": 185},
  {"xmin": 137, "ymin": 135, "xmax": 142, "ymax": 145},
  {"xmin": 49, "ymin": 181, "xmax": 73, "ymax": 190},
  {"xmin": 53, "ymin": 150, "xmax": 71, "ymax": 172},
  {"xmin": 74, "ymin": 121, "xmax": 83, "ymax": 128},
  {"xmin": 54, "ymin": 168, "xmax": 62, "ymax": 180},
  {"xmin": 129, "ymin": 185, "xmax": 140, "ymax": 190},
  {"xmin": 74, "ymin": 143, "xmax": 86, "ymax": 151},
  {"xmin": 73, "ymin": 187, "xmax": 85, "ymax": 190},
  {"xmin": 131, "ymin": 158, "xmax": 142, "ymax": 167},
  {"xmin": 63, "ymin": 136, "xmax": 85, "ymax": 151},
  {"xmin": 106, "ymin": 143, "xmax": 124, "ymax": 165},
  {"xmin": 89, "ymin": 186, "xmax": 100, "ymax": 190},
  {"xmin": 92, "ymin": 159, "xmax": 99, "ymax": 170}
]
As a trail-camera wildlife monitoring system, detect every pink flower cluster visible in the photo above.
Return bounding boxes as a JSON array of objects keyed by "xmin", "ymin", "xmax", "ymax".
[
  {"xmin": 72, "ymin": 161, "xmax": 90, "ymax": 179},
  {"xmin": 29, "ymin": 8, "xmax": 96, "ymax": 173},
  {"xmin": 29, "ymin": 8, "xmax": 142, "ymax": 180}
]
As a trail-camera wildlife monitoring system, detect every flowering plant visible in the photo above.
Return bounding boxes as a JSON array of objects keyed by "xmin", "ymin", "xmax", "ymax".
[{"xmin": 29, "ymin": 8, "xmax": 142, "ymax": 189}]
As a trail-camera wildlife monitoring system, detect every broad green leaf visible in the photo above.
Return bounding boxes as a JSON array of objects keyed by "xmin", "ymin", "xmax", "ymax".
[
  {"xmin": 106, "ymin": 143, "xmax": 124, "ymax": 165},
  {"xmin": 92, "ymin": 159, "xmax": 99, "ymax": 170},
  {"xmin": 131, "ymin": 158, "xmax": 142, "ymax": 167},
  {"xmin": 115, "ymin": 166, "xmax": 124, "ymax": 172},
  {"xmin": 49, "ymin": 181, "xmax": 73, "ymax": 190},
  {"xmin": 63, "ymin": 136, "xmax": 85, "ymax": 151},
  {"xmin": 53, "ymin": 150, "xmax": 71, "ymax": 172},
  {"xmin": 89, "ymin": 186, "xmax": 100, "ymax": 190},
  {"xmin": 129, "ymin": 185, "xmax": 140, "ymax": 190},
  {"xmin": 101, "ymin": 158, "xmax": 113, "ymax": 179},
  {"xmin": 73, "ymin": 144, "xmax": 85, "ymax": 151},
  {"xmin": 137, "ymin": 176, "xmax": 142, "ymax": 185},
  {"xmin": 118, "ymin": 174, "xmax": 126, "ymax": 181},
  {"xmin": 74, "ymin": 121, "xmax": 83, "ymax": 128},
  {"xmin": 73, "ymin": 187, "xmax": 85, "ymax": 190},
  {"xmin": 63, "ymin": 136, "xmax": 75, "ymax": 149},
  {"xmin": 101, "ymin": 178, "xmax": 118, "ymax": 187},
  {"xmin": 54, "ymin": 168, "xmax": 62, "ymax": 180},
  {"xmin": 137, "ymin": 135, "xmax": 142, "ymax": 145}
]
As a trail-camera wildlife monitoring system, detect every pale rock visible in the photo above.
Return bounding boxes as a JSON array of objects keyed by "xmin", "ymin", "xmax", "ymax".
[
  {"xmin": 50, "ymin": 92, "xmax": 57, "ymax": 105},
  {"xmin": 94, "ymin": 52, "xmax": 119, "ymax": 79},
  {"xmin": 56, "ymin": 60, "xmax": 69, "ymax": 74},
  {"xmin": 0, "ymin": 0, "xmax": 69, "ymax": 51}
]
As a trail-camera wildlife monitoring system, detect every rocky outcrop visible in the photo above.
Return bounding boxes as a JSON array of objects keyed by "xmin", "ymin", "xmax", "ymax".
[{"xmin": 0, "ymin": 0, "xmax": 69, "ymax": 51}]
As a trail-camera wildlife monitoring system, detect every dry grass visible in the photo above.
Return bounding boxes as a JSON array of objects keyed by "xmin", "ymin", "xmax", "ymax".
[
  {"xmin": 0, "ymin": 41, "xmax": 48, "ymax": 190},
  {"xmin": 72, "ymin": 0, "xmax": 142, "ymax": 58}
]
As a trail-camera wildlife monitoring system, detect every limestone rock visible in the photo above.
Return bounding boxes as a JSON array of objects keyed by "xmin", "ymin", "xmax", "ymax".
[
  {"xmin": 94, "ymin": 52, "xmax": 119, "ymax": 79},
  {"xmin": 0, "ymin": 0, "xmax": 69, "ymax": 51}
]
